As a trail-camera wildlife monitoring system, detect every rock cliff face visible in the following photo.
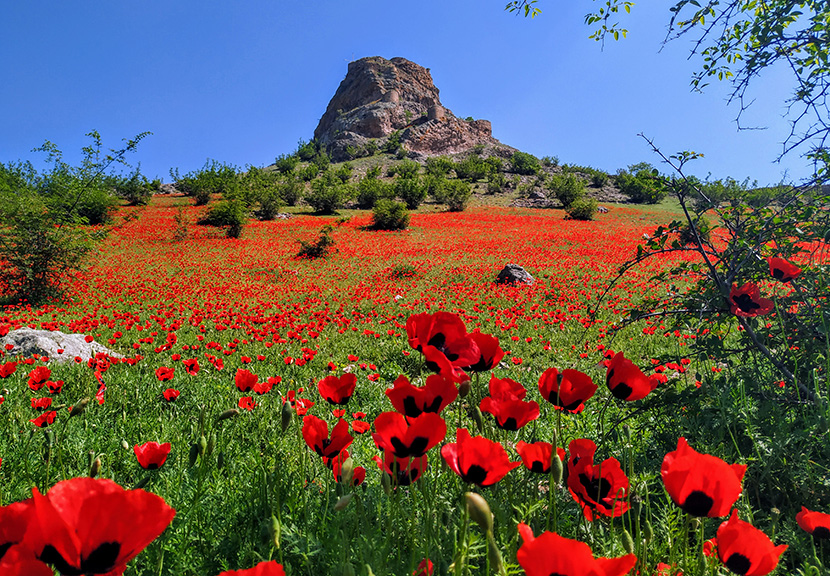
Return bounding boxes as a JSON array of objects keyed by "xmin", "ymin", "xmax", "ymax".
[{"xmin": 313, "ymin": 56, "xmax": 505, "ymax": 161}]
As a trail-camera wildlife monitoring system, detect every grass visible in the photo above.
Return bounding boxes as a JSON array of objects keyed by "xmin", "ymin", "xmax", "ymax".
[{"xmin": 0, "ymin": 193, "xmax": 827, "ymax": 576}]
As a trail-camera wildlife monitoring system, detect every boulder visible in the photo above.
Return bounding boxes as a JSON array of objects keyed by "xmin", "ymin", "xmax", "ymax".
[
  {"xmin": 496, "ymin": 264, "xmax": 534, "ymax": 285},
  {"xmin": 0, "ymin": 328, "xmax": 124, "ymax": 364}
]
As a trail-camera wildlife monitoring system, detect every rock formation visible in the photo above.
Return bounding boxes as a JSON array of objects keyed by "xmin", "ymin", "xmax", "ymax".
[{"xmin": 314, "ymin": 56, "xmax": 506, "ymax": 161}]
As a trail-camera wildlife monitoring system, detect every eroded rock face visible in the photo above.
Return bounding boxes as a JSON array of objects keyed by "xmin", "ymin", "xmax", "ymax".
[{"xmin": 314, "ymin": 56, "xmax": 504, "ymax": 160}]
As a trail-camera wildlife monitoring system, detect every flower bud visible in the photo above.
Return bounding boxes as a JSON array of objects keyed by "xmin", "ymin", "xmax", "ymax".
[
  {"xmin": 458, "ymin": 379, "xmax": 472, "ymax": 398},
  {"xmin": 471, "ymin": 406, "xmax": 484, "ymax": 432},
  {"xmin": 206, "ymin": 432, "xmax": 216, "ymax": 457},
  {"xmin": 334, "ymin": 493, "xmax": 354, "ymax": 512},
  {"xmin": 217, "ymin": 451, "xmax": 225, "ymax": 469},
  {"xmin": 486, "ymin": 531, "xmax": 503, "ymax": 574},
  {"xmin": 216, "ymin": 408, "xmax": 240, "ymax": 422},
  {"xmin": 465, "ymin": 492, "xmax": 493, "ymax": 533},
  {"xmin": 621, "ymin": 529, "xmax": 635, "ymax": 555},
  {"xmin": 339, "ymin": 457, "xmax": 355, "ymax": 487},
  {"xmin": 644, "ymin": 520, "xmax": 654, "ymax": 543},
  {"xmin": 121, "ymin": 439, "xmax": 130, "ymax": 451},
  {"xmin": 381, "ymin": 472, "xmax": 392, "ymax": 495},
  {"xmin": 134, "ymin": 475, "xmax": 151, "ymax": 490},
  {"xmin": 89, "ymin": 457, "xmax": 101, "ymax": 478},
  {"xmin": 281, "ymin": 401, "xmax": 293, "ymax": 431},
  {"xmin": 198, "ymin": 435, "xmax": 208, "ymax": 455},
  {"xmin": 69, "ymin": 398, "xmax": 90, "ymax": 417},
  {"xmin": 551, "ymin": 452, "xmax": 564, "ymax": 486},
  {"xmin": 341, "ymin": 563, "xmax": 355, "ymax": 576},
  {"xmin": 269, "ymin": 515, "xmax": 281, "ymax": 549},
  {"xmin": 188, "ymin": 442, "xmax": 200, "ymax": 467}
]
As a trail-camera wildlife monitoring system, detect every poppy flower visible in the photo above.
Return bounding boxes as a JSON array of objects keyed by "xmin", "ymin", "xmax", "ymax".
[
  {"xmin": 516, "ymin": 522, "xmax": 637, "ymax": 576},
  {"xmin": 463, "ymin": 331, "xmax": 504, "ymax": 372},
  {"xmin": 254, "ymin": 376, "xmax": 280, "ymax": 395},
  {"xmin": 302, "ymin": 415, "xmax": 353, "ymax": 459},
  {"xmin": 486, "ymin": 374, "xmax": 527, "ymax": 400},
  {"xmin": 155, "ymin": 366, "xmax": 174, "ymax": 382},
  {"xmin": 351, "ymin": 420, "xmax": 370, "ymax": 434},
  {"xmin": 728, "ymin": 283, "xmax": 774, "ymax": 317},
  {"xmin": 0, "ymin": 501, "xmax": 32, "ymax": 562},
  {"xmin": 373, "ymin": 451, "xmax": 428, "ymax": 486},
  {"xmin": 47, "ymin": 380, "xmax": 64, "ymax": 394},
  {"xmin": 0, "ymin": 361, "xmax": 16, "ymax": 378},
  {"xmin": 516, "ymin": 441, "xmax": 565, "ymax": 474},
  {"xmin": 538, "ymin": 367, "xmax": 597, "ymax": 413},
  {"xmin": 31, "ymin": 397, "xmax": 53, "ymax": 411},
  {"xmin": 479, "ymin": 395, "xmax": 540, "ymax": 431},
  {"xmin": 216, "ymin": 560, "xmax": 287, "ymax": 576},
  {"xmin": 0, "ymin": 545, "xmax": 54, "ymax": 576},
  {"xmin": 182, "ymin": 358, "xmax": 200, "ymax": 375},
  {"xmin": 413, "ymin": 558, "xmax": 434, "ymax": 576},
  {"xmin": 422, "ymin": 344, "xmax": 472, "ymax": 384},
  {"xmin": 27, "ymin": 366, "xmax": 51, "ymax": 391},
  {"xmin": 163, "ymin": 388, "xmax": 180, "ymax": 402},
  {"xmin": 796, "ymin": 506, "xmax": 830, "ymax": 539},
  {"xmin": 606, "ymin": 351, "xmax": 658, "ymax": 401},
  {"xmin": 134, "ymin": 441, "xmax": 172, "ymax": 470},
  {"xmin": 567, "ymin": 438, "xmax": 630, "ymax": 520},
  {"xmin": 30, "ymin": 411, "xmax": 57, "ymax": 428},
  {"xmin": 318, "ymin": 373, "xmax": 358, "ymax": 405},
  {"xmin": 768, "ymin": 257, "xmax": 801, "ymax": 283},
  {"xmin": 385, "ymin": 374, "xmax": 458, "ymax": 417},
  {"xmin": 441, "ymin": 428, "xmax": 520, "ymax": 487},
  {"xmin": 372, "ymin": 411, "xmax": 446, "ymax": 457},
  {"xmin": 406, "ymin": 311, "xmax": 468, "ymax": 353},
  {"xmin": 714, "ymin": 510, "xmax": 786, "ymax": 576},
  {"xmin": 332, "ymin": 456, "xmax": 366, "ymax": 486},
  {"xmin": 22, "ymin": 477, "xmax": 175, "ymax": 576},
  {"xmin": 238, "ymin": 396, "xmax": 257, "ymax": 411},
  {"xmin": 661, "ymin": 437, "xmax": 746, "ymax": 517}
]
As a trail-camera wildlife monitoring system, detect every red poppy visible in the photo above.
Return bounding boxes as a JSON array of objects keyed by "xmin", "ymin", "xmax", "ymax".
[
  {"xmin": 463, "ymin": 331, "xmax": 504, "ymax": 372},
  {"xmin": 30, "ymin": 397, "xmax": 53, "ymax": 411},
  {"xmin": 238, "ymin": 396, "xmax": 257, "ymax": 411},
  {"xmin": 768, "ymin": 257, "xmax": 801, "ymax": 283},
  {"xmin": 661, "ymin": 437, "xmax": 746, "ymax": 517},
  {"xmin": 22, "ymin": 477, "xmax": 175, "ymax": 575},
  {"xmin": 163, "ymin": 388, "xmax": 180, "ymax": 402},
  {"xmin": 654, "ymin": 562, "xmax": 682, "ymax": 576},
  {"xmin": 318, "ymin": 373, "xmax": 358, "ymax": 405},
  {"xmin": 47, "ymin": 380, "xmax": 64, "ymax": 394},
  {"xmin": 372, "ymin": 411, "xmax": 446, "ymax": 458},
  {"xmin": 486, "ymin": 374, "xmax": 527, "ymax": 400},
  {"xmin": 606, "ymin": 351, "xmax": 658, "ymax": 401},
  {"xmin": 516, "ymin": 522, "xmax": 637, "ymax": 576},
  {"xmin": 728, "ymin": 283, "xmax": 774, "ymax": 317},
  {"xmin": 373, "ymin": 451, "xmax": 428, "ymax": 486},
  {"xmin": 441, "ymin": 428, "xmax": 520, "ymax": 487},
  {"xmin": 538, "ymin": 367, "xmax": 597, "ymax": 413},
  {"xmin": 30, "ymin": 411, "xmax": 57, "ymax": 428},
  {"xmin": 134, "ymin": 441, "xmax": 172, "ymax": 470},
  {"xmin": 714, "ymin": 510, "xmax": 786, "ymax": 576},
  {"xmin": 479, "ymin": 395, "xmax": 540, "ymax": 431},
  {"xmin": 413, "ymin": 558, "xmax": 434, "ymax": 576},
  {"xmin": 216, "ymin": 560, "xmax": 287, "ymax": 576},
  {"xmin": 27, "ymin": 366, "xmax": 51, "ymax": 391},
  {"xmin": 385, "ymin": 374, "xmax": 458, "ymax": 417},
  {"xmin": 155, "ymin": 366, "xmax": 174, "ymax": 382},
  {"xmin": 0, "ymin": 501, "xmax": 31, "ymax": 563},
  {"xmin": 234, "ymin": 368, "xmax": 258, "ymax": 392},
  {"xmin": 407, "ymin": 312, "xmax": 479, "ymax": 382},
  {"xmin": 567, "ymin": 438, "xmax": 630, "ymax": 520},
  {"xmin": 332, "ymin": 457, "xmax": 366, "ymax": 486},
  {"xmin": 182, "ymin": 358, "xmax": 200, "ymax": 375},
  {"xmin": 302, "ymin": 415, "xmax": 353, "ymax": 459},
  {"xmin": 0, "ymin": 546, "xmax": 54, "ymax": 576},
  {"xmin": 351, "ymin": 420, "xmax": 370, "ymax": 434},
  {"xmin": 422, "ymin": 344, "xmax": 472, "ymax": 384},
  {"xmin": 796, "ymin": 506, "xmax": 830, "ymax": 539},
  {"xmin": 254, "ymin": 376, "xmax": 280, "ymax": 395},
  {"xmin": 0, "ymin": 361, "xmax": 16, "ymax": 378},
  {"xmin": 516, "ymin": 441, "xmax": 565, "ymax": 474}
]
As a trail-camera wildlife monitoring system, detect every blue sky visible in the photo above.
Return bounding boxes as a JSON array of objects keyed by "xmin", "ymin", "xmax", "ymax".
[{"xmin": 0, "ymin": 1, "xmax": 810, "ymax": 185}]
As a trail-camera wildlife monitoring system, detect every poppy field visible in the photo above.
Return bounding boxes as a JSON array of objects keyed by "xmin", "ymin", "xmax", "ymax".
[{"xmin": 0, "ymin": 195, "xmax": 828, "ymax": 576}]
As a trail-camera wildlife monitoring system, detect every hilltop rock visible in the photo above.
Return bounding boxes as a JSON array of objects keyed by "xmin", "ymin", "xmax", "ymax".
[{"xmin": 314, "ymin": 56, "xmax": 506, "ymax": 161}]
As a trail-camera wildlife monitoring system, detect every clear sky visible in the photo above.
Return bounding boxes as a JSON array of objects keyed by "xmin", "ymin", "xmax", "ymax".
[{"xmin": 0, "ymin": 1, "xmax": 811, "ymax": 185}]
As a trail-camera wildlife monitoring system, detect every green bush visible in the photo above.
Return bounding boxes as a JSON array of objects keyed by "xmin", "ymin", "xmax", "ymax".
[
  {"xmin": 312, "ymin": 152, "xmax": 330, "ymax": 171},
  {"xmin": 443, "ymin": 179, "xmax": 472, "ymax": 212},
  {"xmin": 113, "ymin": 167, "xmax": 156, "ymax": 206},
  {"xmin": 274, "ymin": 154, "xmax": 299, "ymax": 173},
  {"xmin": 334, "ymin": 162, "xmax": 353, "ymax": 183},
  {"xmin": 484, "ymin": 157, "xmax": 503, "ymax": 174},
  {"xmin": 510, "ymin": 151, "xmax": 540, "ymax": 175},
  {"xmin": 384, "ymin": 131, "xmax": 402, "ymax": 154},
  {"xmin": 365, "ymin": 140, "xmax": 379, "ymax": 156},
  {"xmin": 365, "ymin": 165, "xmax": 382, "ymax": 179},
  {"xmin": 297, "ymin": 163, "xmax": 319, "ymax": 182},
  {"xmin": 371, "ymin": 199, "xmax": 410, "ymax": 230},
  {"xmin": 616, "ymin": 167, "xmax": 667, "ymax": 204},
  {"xmin": 306, "ymin": 179, "xmax": 346, "ymax": 214},
  {"xmin": 296, "ymin": 139, "xmax": 319, "ymax": 162},
  {"xmin": 173, "ymin": 160, "xmax": 239, "ymax": 206},
  {"xmin": 454, "ymin": 156, "xmax": 488, "ymax": 182},
  {"xmin": 565, "ymin": 196, "xmax": 598, "ymax": 220},
  {"xmin": 297, "ymin": 225, "xmax": 335, "ymax": 258},
  {"xmin": 198, "ymin": 198, "xmax": 247, "ymax": 237},
  {"xmin": 395, "ymin": 177, "xmax": 426, "ymax": 209},
  {"xmin": 278, "ymin": 175, "xmax": 303, "ymax": 206},
  {"xmin": 541, "ymin": 155, "xmax": 559, "ymax": 167},
  {"xmin": 425, "ymin": 156, "xmax": 454, "ymax": 177},
  {"xmin": 357, "ymin": 177, "xmax": 393, "ymax": 209},
  {"xmin": 487, "ymin": 173, "xmax": 507, "ymax": 194},
  {"xmin": 547, "ymin": 173, "xmax": 585, "ymax": 208},
  {"xmin": 424, "ymin": 174, "xmax": 448, "ymax": 201},
  {"xmin": 389, "ymin": 159, "xmax": 420, "ymax": 179}
]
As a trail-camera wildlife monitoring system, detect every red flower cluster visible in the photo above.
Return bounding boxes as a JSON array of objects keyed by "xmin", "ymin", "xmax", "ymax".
[
  {"xmin": 441, "ymin": 428, "xmax": 519, "ymax": 487},
  {"xmin": 567, "ymin": 438, "xmax": 630, "ymax": 520},
  {"xmin": 479, "ymin": 374, "xmax": 540, "ymax": 431},
  {"xmin": 385, "ymin": 374, "xmax": 457, "ymax": 417},
  {"xmin": 538, "ymin": 366, "xmax": 596, "ymax": 413}
]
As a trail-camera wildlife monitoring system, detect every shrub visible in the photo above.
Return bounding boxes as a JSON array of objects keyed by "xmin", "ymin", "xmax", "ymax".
[
  {"xmin": 365, "ymin": 140, "xmax": 379, "ymax": 156},
  {"xmin": 565, "ymin": 196, "xmax": 598, "ymax": 220},
  {"xmin": 296, "ymin": 139, "xmax": 318, "ymax": 162},
  {"xmin": 173, "ymin": 160, "xmax": 239, "ymax": 206},
  {"xmin": 443, "ymin": 179, "xmax": 472, "ymax": 212},
  {"xmin": 591, "ymin": 172, "xmax": 609, "ymax": 188},
  {"xmin": 395, "ymin": 177, "xmax": 426, "ymax": 209},
  {"xmin": 297, "ymin": 163, "xmax": 319, "ymax": 182},
  {"xmin": 357, "ymin": 177, "xmax": 393, "ymax": 209},
  {"xmin": 487, "ymin": 173, "xmax": 507, "ymax": 194},
  {"xmin": 472, "ymin": 144, "xmax": 485, "ymax": 155},
  {"xmin": 454, "ymin": 156, "xmax": 488, "ymax": 182},
  {"xmin": 389, "ymin": 159, "xmax": 420, "ymax": 179},
  {"xmin": 274, "ymin": 154, "xmax": 299, "ymax": 173},
  {"xmin": 297, "ymin": 225, "xmax": 335, "ymax": 258},
  {"xmin": 312, "ymin": 152, "xmax": 330, "ymax": 171},
  {"xmin": 198, "ymin": 198, "xmax": 247, "ymax": 237},
  {"xmin": 113, "ymin": 167, "xmax": 156, "ymax": 206},
  {"xmin": 547, "ymin": 173, "xmax": 585, "ymax": 208},
  {"xmin": 541, "ymin": 155, "xmax": 559, "ymax": 167},
  {"xmin": 390, "ymin": 263, "xmax": 418, "ymax": 278},
  {"xmin": 384, "ymin": 131, "xmax": 402, "ymax": 154},
  {"xmin": 306, "ymin": 179, "xmax": 347, "ymax": 214},
  {"xmin": 425, "ymin": 156, "xmax": 454, "ymax": 177},
  {"xmin": 510, "ymin": 151, "xmax": 540, "ymax": 175},
  {"xmin": 365, "ymin": 165, "xmax": 382, "ymax": 179},
  {"xmin": 424, "ymin": 174, "xmax": 448, "ymax": 201},
  {"xmin": 484, "ymin": 157, "xmax": 503, "ymax": 174},
  {"xmin": 334, "ymin": 162, "xmax": 353, "ymax": 183},
  {"xmin": 371, "ymin": 199, "xmax": 410, "ymax": 230},
  {"xmin": 615, "ymin": 167, "xmax": 667, "ymax": 204}
]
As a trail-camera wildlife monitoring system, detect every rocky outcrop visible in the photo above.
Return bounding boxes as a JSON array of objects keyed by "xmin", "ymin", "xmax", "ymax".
[
  {"xmin": 496, "ymin": 264, "xmax": 535, "ymax": 285},
  {"xmin": 0, "ymin": 328, "xmax": 123, "ymax": 364},
  {"xmin": 314, "ymin": 56, "xmax": 505, "ymax": 161}
]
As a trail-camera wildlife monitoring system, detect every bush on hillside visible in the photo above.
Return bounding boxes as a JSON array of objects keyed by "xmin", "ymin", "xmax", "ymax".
[
  {"xmin": 616, "ymin": 166, "xmax": 667, "ymax": 204},
  {"xmin": 425, "ymin": 156, "xmax": 454, "ymax": 177},
  {"xmin": 395, "ymin": 177, "xmax": 426, "ymax": 209},
  {"xmin": 443, "ymin": 179, "xmax": 472, "ymax": 212},
  {"xmin": 547, "ymin": 173, "xmax": 585, "ymax": 208},
  {"xmin": 357, "ymin": 177, "xmax": 393, "ymax": 209},
  {"xmin": 197, "ymin": 198, "xmax": 247, "ymax": 237},
  {"xmin": 371, "ymin": 199, "xmax": 410, "ymax": 230},
  {"xmin": 454, "ymin": 156, "xmax": 489, "ymax": 182},
  {"xmin": 510, "ymin": 151, "xmax": 540, "ymax": 175},
  {"xmin": 274, "ymin": 154, "xmax": 299, "ymax": 173},
  {"xmin": 565, "ymin": 196, "xmax": 598, "ymax": 221}
]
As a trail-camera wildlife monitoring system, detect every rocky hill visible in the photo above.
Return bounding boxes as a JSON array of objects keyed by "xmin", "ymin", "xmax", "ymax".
[{"xmin": 314, "ymin": 56, "xmax": 507, "ymax": 161}]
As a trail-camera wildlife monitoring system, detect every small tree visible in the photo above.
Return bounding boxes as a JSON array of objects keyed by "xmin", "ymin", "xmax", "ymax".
[
  {"xmin": 565, "ymin": 196, "xmax": 597, "ymax": 220},
  {"xmin": 443, "ymin": 179, "xmax": 473, "ymax": 212},
  {"xmin": 509, "ymin": 151, "xmax": 540, "ymax": 175},
  {"xmin": 615, "ymin": 164, "xmax": 667, "ymax": 204},
  {"xmin": 395, "ymin": 177, "xmax": 426, "ymax": 209},
  {"xmin": 372, "ymin": 199, "xmax": 410, "ymax": 230},
  {"xmin": 547, "ymin": 173, "xmax": 585, "ymax": 208}
]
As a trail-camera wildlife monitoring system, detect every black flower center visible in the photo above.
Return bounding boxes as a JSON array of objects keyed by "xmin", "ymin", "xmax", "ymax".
[
  {"xmin": 391, "ymin": 436, "xmax": 429, "ymax": 457},
  {"xmin": 402, "ymin": 397, "xmax": 423, "ymax": 418},
  {"xmin": 498, "ymin": 417, "xmax": 519, "ymax": 431},
  {"xmin": 733, "ymin": 293, "xmax": 761, "ymax": 312},
  {"xmin": 813, "ymin": 526, "xmax": 830, "ymax": 539},
  {"xmin": 0, "ymin": 543, "xmax": 12, "ymax": 561},
  {"xmin": 463, "ymin": 464, "xmax": 488, "ymax": 486},
  {"xmin": 579, "ymin": 473, "xmax": 611, "ymax": 505},
  {"xmin": 530, "ymin": 460, "xmax": 548, "ymax": 474},
  {"xmin": 724, "ymin": 552, "xmax": 751, "ymax": 575},
  {"xmin": 682, "ymin": 490, "xmax": 714, "ymax": 517},
  {"xmin": 425, "ymin": 396, "xmax": 444, "ymax": 413},
  {"xmin": 772, "ymin": 268, "xmax": 786, "ymax": 281},
  {"xmin": 41, "ymin": 541, "xmax": 121, "ymax": 575},
  {"xmin": 610, "ymin": 381, "xmax": 633, "ymax": 400}
]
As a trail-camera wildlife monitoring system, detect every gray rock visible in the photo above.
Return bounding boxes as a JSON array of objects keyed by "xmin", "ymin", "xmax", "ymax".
[
  {"xmin": 529, "ymin": 190, "xmax": 546, "ymax": 200},
  {"xmin": 597, "ymin": 206, "xmax": 609, "ymax": 213},
  {"xmin": 0, "ymin": 328, "xmax": 124, "ymax": 363},
  {"xmin": 496, "ymin": 264, "xmax": 534, "ymax": 285}
]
